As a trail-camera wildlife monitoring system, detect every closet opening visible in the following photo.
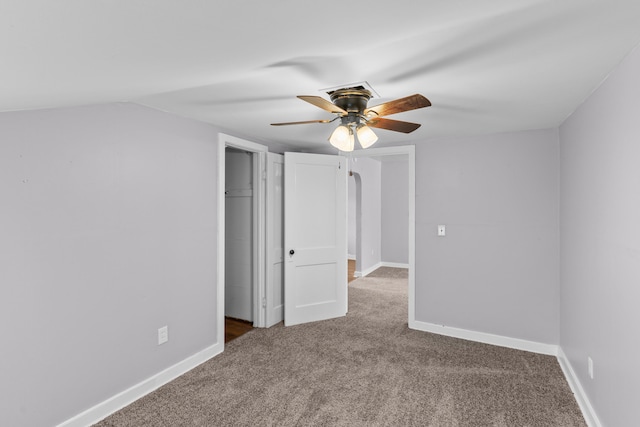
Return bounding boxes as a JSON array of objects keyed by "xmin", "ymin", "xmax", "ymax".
[{"xmin": 224, "ymin": 147, "xmax": 256, "ymax": 341}]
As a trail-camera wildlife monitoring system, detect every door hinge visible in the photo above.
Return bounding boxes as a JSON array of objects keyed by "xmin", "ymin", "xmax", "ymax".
[
  {"xmin": 262, "ymin": 170, "xmax": 267, "ymax": 180},
  {"xmin": 262, "ymin": 298, "xmax": 267, "ymax": 308}
]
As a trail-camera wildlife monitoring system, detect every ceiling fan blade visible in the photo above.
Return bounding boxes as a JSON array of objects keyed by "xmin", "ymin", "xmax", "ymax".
[
  {"xmin": 271, "ymin": 119, "xmax": 334, "ymax": 126},
  {"xmin": 364, "ymin": 94, "xmax": 431, "ymax": 117},
  {"xmin": 367, "ymin": 117, "xmax": 421, "ymax": 133},
  {"xmin": 298, "ymin": 96, "xmax": 347, "ymax": 115}
]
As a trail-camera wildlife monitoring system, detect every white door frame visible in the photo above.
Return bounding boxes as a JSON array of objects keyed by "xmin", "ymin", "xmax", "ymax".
[
  {"xmin": 348, "ymin": 145, "xmax": 417, "ymax": 328},
  {"xmin": 217, "ymin": 133, "xmax": 268, "ymax": 348},
  {"xmin": 265, "ymin": 152, "xmax": 284, "ymax": 327}
]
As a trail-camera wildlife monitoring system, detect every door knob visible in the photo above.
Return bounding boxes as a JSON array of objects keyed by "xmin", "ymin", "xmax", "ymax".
[{"xmin": 289, "ymin": 249, "xmax": 295, "ymax": 255}]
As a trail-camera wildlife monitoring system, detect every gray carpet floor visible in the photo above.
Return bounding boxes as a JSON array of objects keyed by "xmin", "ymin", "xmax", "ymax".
[
  {"xmin": 366, "ymin": 266, "xmax": 409, "ymax": 280},
  {"xmin": 95, "ymin": 271, "xmax": 585, "ymax": 426}
]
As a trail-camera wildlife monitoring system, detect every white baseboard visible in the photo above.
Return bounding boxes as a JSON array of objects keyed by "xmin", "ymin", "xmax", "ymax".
[
  {"xmin": 410, "ymin": 320, "xmax": 558, "ymax": 356},
  {"xmin": 557, "ymin": 347, "xmax": 601, "ymax": 427},
  {"xmin": 355, "ymin": 262, "xmax": 408, "ymax": 278},
  {"xmin": 348, "ymin": 254, "xmax": 356, "ymax": 260},
  {"xmin": 57, "ymin": 342, "xmax": 224, "ymax": 427},
  {"xmin": 380, "ymin": 261, "xmax": 409, "ymax": 269},
  {"xmin": 354, "ymin": 262, "xmax": 409, "ymax": 278},
  {"xmin": 356, "ymin": 262, "xmax": 382, "ymax": 278}
]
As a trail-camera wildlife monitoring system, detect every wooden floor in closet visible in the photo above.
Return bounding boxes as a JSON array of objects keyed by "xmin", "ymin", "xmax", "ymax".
[
  {"xmin": 348, "ymin": 259, "xmax": 357, "ymax": 283},
  {"xmin": 225, "ymin": 317, "xmax": 253, "ymax": 343}
]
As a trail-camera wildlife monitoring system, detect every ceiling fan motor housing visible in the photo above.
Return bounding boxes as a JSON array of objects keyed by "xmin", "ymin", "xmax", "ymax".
[
  {"xmin": 329, "ymin": 88, "xmax": 371, "ymax": 112},
  {"xmin": 330, "ymin": 88, "xmax": 372, "ymax": 125}
]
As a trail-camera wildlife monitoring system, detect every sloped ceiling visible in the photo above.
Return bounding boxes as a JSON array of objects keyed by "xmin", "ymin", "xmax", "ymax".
[{"xmin": 2, "ymin": 0, "xmax": 640, "ymax": 150}]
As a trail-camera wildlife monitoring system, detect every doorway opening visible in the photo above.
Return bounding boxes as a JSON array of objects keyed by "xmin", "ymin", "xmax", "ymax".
[
  {"xmin": 224, "ymin": 147, "xmax": 255, "ymax": 342},
  {"xmin": 225, "ymin": 147, "xmax": 254, "ymax": 323},
  {"xmin": 348, "ymin": 146, "xmax": 416, "ymax": 327},
  {"xmin": 217, "ymin": 134, "xmax": 268, "ymax": 347}
]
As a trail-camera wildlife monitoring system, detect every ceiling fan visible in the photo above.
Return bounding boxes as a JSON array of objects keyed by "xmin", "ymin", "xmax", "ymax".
[{"xmin": 271, "ymin": 87, "xmax": 431, "ymax": 151}]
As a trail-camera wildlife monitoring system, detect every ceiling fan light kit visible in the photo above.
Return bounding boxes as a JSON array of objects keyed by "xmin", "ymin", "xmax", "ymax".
[
  {"xmin": 272, "ymin": 87, "xmax": 431, "ymax": 152},
  {"xmin": 329, "ymin": 121, "xmax": 377, "ymax": 151}
]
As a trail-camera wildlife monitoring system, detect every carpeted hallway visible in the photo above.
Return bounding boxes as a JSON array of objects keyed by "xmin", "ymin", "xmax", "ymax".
[{"xmin": 95, "ymin": 269, "xmax": 585, "ymax": 426}]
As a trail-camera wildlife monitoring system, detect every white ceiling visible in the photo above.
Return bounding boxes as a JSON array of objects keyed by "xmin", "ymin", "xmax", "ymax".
[{"xmin": 3, "ymin": 1, "xmax": 640, "ymax": 151}]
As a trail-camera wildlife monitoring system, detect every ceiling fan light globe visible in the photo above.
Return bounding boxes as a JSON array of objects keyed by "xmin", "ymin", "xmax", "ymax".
[
  {"xmin": 329, "ymin": 125, "xmax": 354, "ymax": 152},
  {"xmin": 356, "ymin": 124, "xmax": 378, "ymax": 149}
]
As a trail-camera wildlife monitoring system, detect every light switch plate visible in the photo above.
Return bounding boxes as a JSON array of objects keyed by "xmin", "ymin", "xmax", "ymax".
[
  {"xmin": 158, "ymin": 326, "xmax": 168, "ymax": 345},
  {"xmin": 437, "ymin": 225, "xmax": 446, "ymax": 236}
]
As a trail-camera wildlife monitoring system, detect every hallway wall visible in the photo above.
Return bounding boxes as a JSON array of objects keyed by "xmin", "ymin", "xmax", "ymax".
[
  {"xmin": 348, "ymin": 157, "xmax": 381, "ymax": 275},
  {"xmin": 381, "ymin": 159, "xmax": 409, "ymax": 265}
]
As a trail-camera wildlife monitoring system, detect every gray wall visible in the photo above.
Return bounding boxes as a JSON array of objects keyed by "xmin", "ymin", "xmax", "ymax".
[
  {"xmin": 559, "ymin": 44, "xmax": 640, "ymax": 426},
  {"xmin": 414, "ymin": 129, "xmax": 560, "ymax": 345},
  {"xmin": 350, "ymin": 157, "xmax": 381, "ymax": 274},
  {"xmin": 0, "ymin": 103, "xmax": 219, "ymax": 427},
  {"xmin": 381, "ymin": 160, "xmax": 409, "ymax": 264}
]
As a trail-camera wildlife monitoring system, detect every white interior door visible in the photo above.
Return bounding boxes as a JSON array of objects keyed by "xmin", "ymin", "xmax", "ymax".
[
  {"xmin": 265, "ymin": 152, "xmax": 284, "ymax": 327},
  {"xmin": 284, "ymin": 152, "xmax": 347, "ymax": 326}
]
